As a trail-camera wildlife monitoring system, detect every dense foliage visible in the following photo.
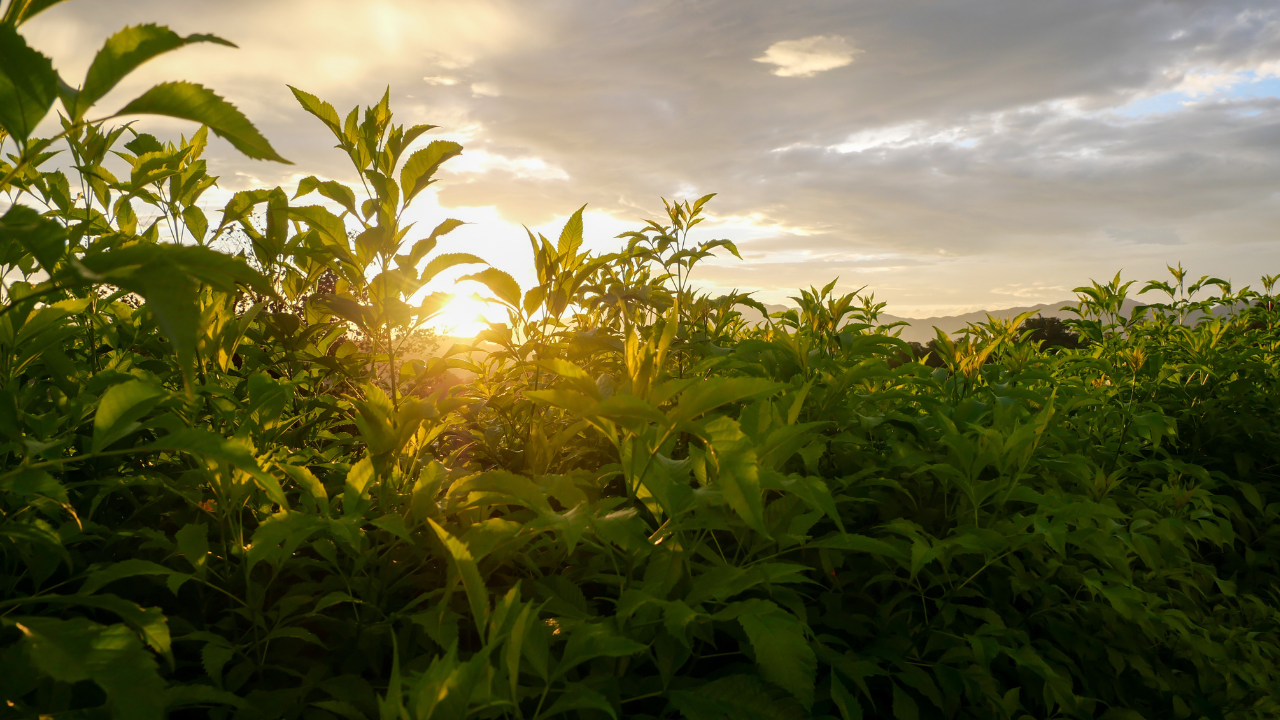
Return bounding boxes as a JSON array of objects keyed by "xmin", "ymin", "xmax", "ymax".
[{"xmin": 3, "ymin": 3, "xmax": 1280, "ymax": 719}]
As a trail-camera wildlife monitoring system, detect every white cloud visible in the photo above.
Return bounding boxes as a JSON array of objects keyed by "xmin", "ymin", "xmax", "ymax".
[
  {"xmin": 755, "ymin": 35, "xmax": 859, "ymax": 78},
  {"xmin": 446, "ymin": 150, "xmax": 569, "ymax": 180},
  {"xmin": 1175, "ymin": 69, "xmax": 1245, "ymax": 97},
  {"xmin": 991, "ymin": 282, "xmax": 1068, "ymax": 299}
]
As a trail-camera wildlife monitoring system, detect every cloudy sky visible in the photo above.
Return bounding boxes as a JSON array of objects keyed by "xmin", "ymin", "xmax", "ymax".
[{"xmin": 24, "ymin": 0, "xmax": 1280, "ymax": 315}]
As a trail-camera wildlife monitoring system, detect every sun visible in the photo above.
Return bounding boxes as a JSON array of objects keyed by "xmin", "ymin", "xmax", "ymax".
[{"xmin": 432, "ymin": 294, "xmax": 491, "ymax": 337}]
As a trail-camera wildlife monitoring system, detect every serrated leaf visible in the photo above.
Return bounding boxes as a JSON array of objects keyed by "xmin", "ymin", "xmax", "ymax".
[
  {"xmin": 288, "ymin": 85, "xmax": 342, "ymax": 136},
  {"xmin": 831, "ymin": 671, "xmax": 863, "ymax": 720},
  {"xmin": 117, "ymin": 81, "xmax": 289, "ymax": 162},
  {"xmin": 81, "ymin": 558, "xmax": 176, "ymax": 595},
  {"xmin": 668, "ymin": 674, "xmax": 807, "ymax": 720},
  {"xmin": 93, "ymin": 378, "xmax": 166, "ymax": 452},
  {"xmin": 891, "ymin": 683, "xmax": 920, "ymax": 720},
  {"xmin": 408, "ymin": 218, "xmax": 466, "ymax": 265},
  {"xmin": 163, "ymin": 684, "xmax": 247, "ymax": 711},
  {"xmin": 810, "ymin": 532, "xmax": 910, "ymax": 563},
  {"xmin": 1, "ymin": 201, "xmax": 65, "ymax": 270},
  {"xmin": 553, "ymin": 622, "xmax": 647, "ymax": 681},
  {"xmin": 419, "ymin": 251, "xmax": 486, "ymax": 283},
  {"xmin": 731, "ymin": 599, "xmax": 815, "ymax": 708},
  {"xmin": 399, "ymin": 140, "xmax": 461, "ymax": 204},
  {"xmin": 669, "ymin": 378, "xmax": 782, "ymax": 423},
  {"xmin": 556, "ymin": 204, "xmax": 587, "ymax": 257},
  {"xmin": 174, "ymin": 524, "xmax": 208, "ymax": 573},
  {"xmin": 459, "ymin": 267, "xmax": 522, "ymax": 308},
  {"xmin": 72, "ymin": 24, "xmax": 234, "ymax": 120},
  {"xmin": 202, "ymin": 641, "xmax": 235, "ymax": 688},
  {"xmin": 429, "ymin": 519, "xmax": 490, "ymax": 631},
  {"xmin": 10, "ymin": 616, "xmax": 166, "ymax": 720},
  {"xmin": 143, "ymin": 428, "xmax": 288, "ymax": 508},
  {"xmin": 537, "ymin": 683, "xmax": 616, "ymax": 720},
  {"xmin": 704, "ymin": 415, "xmax": 769, "ymax": 536}
]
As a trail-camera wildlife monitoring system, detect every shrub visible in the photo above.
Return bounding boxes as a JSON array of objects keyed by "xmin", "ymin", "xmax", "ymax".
[{"xmin": 2, "ymin": 4, "xmax": 1280, "ymax": 720}]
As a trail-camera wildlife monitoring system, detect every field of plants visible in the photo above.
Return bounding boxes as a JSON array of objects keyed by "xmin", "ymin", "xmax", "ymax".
[{"xmin": 3, "ymin": 3, "xmax": 1280, "ymax": 719}]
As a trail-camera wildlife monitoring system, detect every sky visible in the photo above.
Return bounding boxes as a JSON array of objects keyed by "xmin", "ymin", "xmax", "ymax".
[{"xmin": 21, "ymin": 0, "xmax": 1280, "ymax": 317}]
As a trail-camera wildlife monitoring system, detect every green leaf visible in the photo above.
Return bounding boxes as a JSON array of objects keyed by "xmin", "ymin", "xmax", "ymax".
[
  {"xmin": 76, "ymin": 244, "xmax": 274, "ymax": 371},
  {"xmin": 288, "ymin": 84, "xmax": 342, "ymax": 137},
  {"xmin": 163, "ymin": 684, "xmax": 247, "ymax": 712},
  {"xmin": 280, "ymin": 464, "xmax": 330, "ymax": 516},
  {"xmin": 810, "ymin": 532, "xmax": 911, "ymax": 563},
  {"xmin": 0, "ymin": 24, "xmax": 56, "ymax": 141},
  {"xmin": 1, "ymin": 469, "xmax": 66, "ymax": 502},
  {"xmin": 81, "ymin": 558, "xmax": 176, "ymax": 595},
  {"xmin": 294, "ymin": 175, "xmax": 358, "ymax": 216},
  {"xmin": 429, "ymin": 519, "xmax": 490, "ymax": 631},
  {"xmin": 669, "ymin": 378, "xmax": 782, "ymax": 423},
  {"xmin": 727, "ymin": 599, "xmax": 815, "ymax": 708},
  {"xmin": 344, "ymin": 456, "xmax": 375, "ymax": 510},
  {"xmin": 779, "ymin": 474, "xmax": 844, "ymax": 533},
  {"xmin": 71, "ymin": 24, "xmax": 234, "ymax": 121},
  {"xmin": 1, "ymin": 0, "xmax": 71, "ymax": 26},
  {"xmin": 174, "ymin": 524, "xmax": 209, "ymax": 573},
  {"xmin": 419, "ymin": 252, "xmax": 486, "ymax": 284},
  {"xmin": 556, "ymin": 204, "xmax": 587, "ymax": 257},
  {"xmin": 9, "ymin": 616, "xmax": 167, "ymax": 720},
  {"xmin": 459, "ymin": 267, "xmax": 522, "ymax": 308},
  {"xmin": 399, "ymin": 140, "xmax": 462, "ymax": 204},
  {"xmin": 537, "ymin": 683, "xmax": 617, "ymax": 720},
  {"xmin": 1099, "ymin": 710, "xmax": 1148, "ymax": 720},
  {"xmin": 20, "ymin": 593, "xmax": 171, "ymax": 658},
  {"xmin": 892, "ymin": 683, "xmax": 919, "ymax": 720},
  {"xmin": 830, "ymin": 671, "xmax": 863, "ymax": 720},
  {"xmin": 506, "ymin": 602, "xmax": 535, "ymax": 698},
  {"xmin": 201, "ymin": 640, "xmax": 235, "ymax": 688},
  {"xmin": 93, "ymin": 379, "xmax": 166, "ymax": 453},
  {"xmin": 245, "ymin": 511, "xmax": 324, "ymax": 572},
  {"xmin": 182, "ymin": 205, "xmax": 208, "ymax": 243},
  {"xmin": 668, "ymin": 674, "xmax": 807, "ymax": 720},
  {"xmin": 553, "ymin": 622, "xmax": 647, "ymax": 681},
  {"xmin": 410, "ymin": 461, "xmax": 446, "ymax": 522},
  {"xmin": 143, "ymin": 429, "xmax": 288, "ymax": 508},
  {"xmin": 117, "ymin": 81, "xmax": 289, "ymax": 163},
  {"xmin": 0, "ymin": 203, "xmax": 65, "ymax": 270},
  {"xmin": 704, "ymin": 416, "xmax": 769, "ymax": 536},
  {"xmin": 408, "ymin": 218, "xmax": 466, "ymax": 265},
  {"xmin": 312, "ymin": 294, "xmax": 374, "ymax": 329}
]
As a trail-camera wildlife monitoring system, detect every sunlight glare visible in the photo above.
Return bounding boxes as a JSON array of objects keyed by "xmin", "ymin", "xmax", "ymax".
[{"xmin": 432, "ymin": 294, "xmax": 490, "ymax": 337}]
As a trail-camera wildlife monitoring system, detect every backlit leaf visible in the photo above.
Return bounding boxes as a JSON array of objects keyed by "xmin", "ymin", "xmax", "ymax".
[{"xmin": 117, "ymin": 81, "xmax": 289, "ymax": 162}]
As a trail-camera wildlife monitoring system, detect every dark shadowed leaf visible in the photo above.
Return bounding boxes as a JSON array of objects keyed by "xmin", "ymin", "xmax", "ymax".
[
  {"xmin": 0, "ymin": 24, "xmax": 56, "ymax": 141},
  {"xmin": 10, "ymin": 615, "xmax": 166, "ymax": 720},
  {"xmin": 0, "ymin": 204, "xmax": 65, "ymax": 270},
  {"xmin": 0, "ymin": 0, "xmax": 71, "ymax": 26}
]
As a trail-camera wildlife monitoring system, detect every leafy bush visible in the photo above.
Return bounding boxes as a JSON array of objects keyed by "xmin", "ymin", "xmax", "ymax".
[{"xmin": 3, "ymin": 3, "xmax": 1280, "ymax": 719}]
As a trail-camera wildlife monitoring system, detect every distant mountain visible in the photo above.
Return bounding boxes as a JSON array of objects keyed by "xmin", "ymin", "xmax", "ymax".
[
  {"xmin": 433, "ymin": 298, "xmax": 1166, "ymax": 352},
  {"xmin": 740, "ymin": 300, "xmax": 1148, "ymax": 343}
]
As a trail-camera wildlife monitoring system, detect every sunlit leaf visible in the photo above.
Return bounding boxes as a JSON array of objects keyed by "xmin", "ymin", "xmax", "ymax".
[{"xmin": 117, "ymin": 81, "xmax": 289, "ymax": 162}]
